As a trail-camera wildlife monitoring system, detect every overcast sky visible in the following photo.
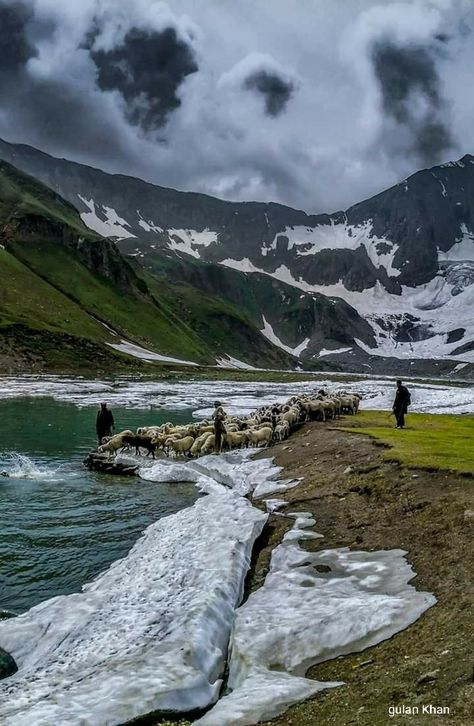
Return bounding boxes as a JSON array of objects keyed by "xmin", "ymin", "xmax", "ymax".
[{"xmin": 0, "ymin": 0, "xmax": 473, "ymax": 212}]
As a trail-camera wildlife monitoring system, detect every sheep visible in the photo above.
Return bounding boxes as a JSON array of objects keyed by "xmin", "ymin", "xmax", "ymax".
[
  {"xmin": 196, "ymin": 424, "xmax": 214, "ymax": 435},
  {"xmin": 339, "ymin": 396, "xmax": 355, "ymax": 415},
  {"xmin": 223, "ymin": 430, "xmax": 248, "ymax": 449},
  {"xmin": 200, "ymin": 434, "xmax": 216, "ymax": 455},
  {"xmin": 98, "ymin": 430, "xmax": 135, "ymax": 456},
  {"xmin": 121, "ymin": 434, "xmax": 158, "ymax": 458},
  {"xmin": 247, "ymin": 426, "xmax": 273, "ymax": 448},
  {"xmin": 164, "ymin": 435, "xmax": 195, "ymax": 458},
  {"xmin": 190, "ymin": 431, "xmax": 213, "ymax": 456},
  {"xmin": 305, "ymin": 400, "xmax": 326, "ymax": 421},
  {"xmin": 274, "ymin": 421, "xmax": 290, "ymax": 441},
  {"xmin": 137, "ymin": 426, "xmax": 163, "ymax": 436},
  {"xmin": 127, "ymin": 390, "xmax": 363, "ymax": 460}
]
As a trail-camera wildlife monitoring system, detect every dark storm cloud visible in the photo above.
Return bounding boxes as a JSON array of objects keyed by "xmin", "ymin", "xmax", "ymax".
[
  {"xmin": 8, "ymin": 75, "xmax": 137, "ymax": 166},
  {"xmin": 0, "ymin": 1, "xmax": 37, "ymax": 72},
  {"xmin": 371, "ymin": 40, "xmax": 453, "ymax": 164},
  {"xmin": 90, "ymin": 26, "xmax": 198, "ymax": 131},
  {"xmin": 244, "ymin": 69, "xmax": 295, "ymax": 117}
]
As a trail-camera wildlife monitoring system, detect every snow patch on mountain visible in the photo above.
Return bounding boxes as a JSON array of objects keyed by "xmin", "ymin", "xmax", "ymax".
[
  {"xmin": 439, "ymin": 224, "xmax": 474, "ymax": 262},
  {"xmin": 216, "ymin": 355, "xmax": 260, "ymax": 370},
  {"xmin": 106, "ymin": 340, "xmax": 198, "ymax": 366},
  {"xmin": 77, "ymin": 195, "xmax": 136, "ymax": 239},
  {"xmin": 265, "ymin": 221, "xmax": 400, "ymax": 277},
  {"xmin": 137, "ymin": 211, "xmax": 163, "ymax": 233},
  {"xmin": 168, "ymin": 229, "xmax": 219, "ymax": 258},
  {"xmin": 318, "ymin": 347, "xmax": 352, "ymax": 357},
  {"xmin": 218, "ymin": 260, "xmax": 474, "ymax": 362},
  {"xmin": 221, "ymin": 257, "xmax": 263, "ymax": 273},
  {"xmin": 261, "ymin": 316, "xmax": 309, "ymax": 356}
]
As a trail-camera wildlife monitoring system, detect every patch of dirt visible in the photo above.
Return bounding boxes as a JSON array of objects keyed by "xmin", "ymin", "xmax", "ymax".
[{"xmin": 250, "ymin": 421, "xmax": 474, "ymax": 726}]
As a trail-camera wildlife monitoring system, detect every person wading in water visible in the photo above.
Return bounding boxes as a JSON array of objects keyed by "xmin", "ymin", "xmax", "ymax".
[
  {"xmin": 392, "ymin": 380, "xmax": 411, "ymax": 429},
  {"xmin": 212, "ymin": 401, "xmax": 227, "ymax": 453},
  {"xmin": 96, "ymin": 402, "xmax": 115, "ymax": 443}
]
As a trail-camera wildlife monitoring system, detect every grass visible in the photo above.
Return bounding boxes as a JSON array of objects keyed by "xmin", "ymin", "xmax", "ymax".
[
  {"xmin": 340, "ymin": 410, "xmax": 474, "ymax": 474},
  {"xmin": 0, "ymin": 247, "xmax": 105, "ymax": 339},
  {"xmin": 9, "ymin": 240, "xmax": 211, "ymax": 363}
]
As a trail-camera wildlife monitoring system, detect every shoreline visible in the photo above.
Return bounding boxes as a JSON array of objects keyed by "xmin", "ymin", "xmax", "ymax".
[{"xmin": 247, "ymin": 420, "xmax": 474, "ymax": 726}]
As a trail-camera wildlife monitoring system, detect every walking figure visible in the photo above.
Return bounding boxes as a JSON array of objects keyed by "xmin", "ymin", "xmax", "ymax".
[{"xmin": 392, "ymin": 380, "xmax": 411, "ymax": 429}]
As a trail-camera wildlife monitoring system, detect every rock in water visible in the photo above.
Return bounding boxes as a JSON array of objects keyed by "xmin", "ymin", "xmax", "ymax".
[
  {"xmin": 0, "ymin": 610, "xmax": 17, "ymax": 620},
  {"xmin": 0, "ymin": 646, "xmax": 18, "ymax": 679}
]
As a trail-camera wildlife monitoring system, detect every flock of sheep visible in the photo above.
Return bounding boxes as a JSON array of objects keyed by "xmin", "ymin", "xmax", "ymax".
[{"xmin": 96, "ymin": 390, "xmax": 362, "ymax": 460}]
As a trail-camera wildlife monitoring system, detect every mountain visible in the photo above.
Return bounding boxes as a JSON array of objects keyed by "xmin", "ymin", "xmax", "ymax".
[
  {"xmin": 0, "ymin": 160, "xmax": 300, "ymax": 372},
  {"xmin": 0, "ymin": 137, "xmax": 473, "ymax": 375}
]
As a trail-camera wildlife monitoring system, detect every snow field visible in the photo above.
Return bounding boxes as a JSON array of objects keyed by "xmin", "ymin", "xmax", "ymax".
[{"xmin": 198, "ymin": 510, "xmax": 436, "ymax": 726}]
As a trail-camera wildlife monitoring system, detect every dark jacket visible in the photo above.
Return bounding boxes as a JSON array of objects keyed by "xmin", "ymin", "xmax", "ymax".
[
  {"xmin": 96, "ymin": 408, "xmax": 114, "ymax": 436},
  {"xmin": 393, "ymin": 386, "xmax": 411, "ymax": 413},
  {"xmin": 213, "ymin": 405, "xmax": 227, "ymax": 433}
]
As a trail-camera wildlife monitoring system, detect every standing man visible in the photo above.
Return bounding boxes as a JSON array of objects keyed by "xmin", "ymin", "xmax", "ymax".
[
  {"xmin": 212, "ymin": 400, "xmax": 227, "ymax": 453},
  {"xmin": 96, "ymin": 402, "xmax": 115, "ymax": 443},
  {"xmin": 392, "ymin": 380, "xmax": 411, "ymax": 429}
]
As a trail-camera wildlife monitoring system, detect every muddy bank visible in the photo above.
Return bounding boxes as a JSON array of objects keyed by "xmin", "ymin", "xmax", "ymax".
[{"xmin": 249, "ymin": 422, "xmax": 473, "ymax": 726}]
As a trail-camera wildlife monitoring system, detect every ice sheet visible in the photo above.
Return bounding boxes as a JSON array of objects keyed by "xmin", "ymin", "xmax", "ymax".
[
  {"xmin": 0, "ymin": 375, "xmax": 472, "ymax": 414},
  {"xmin": 198, "ymin": 513, "xmax": 436, "ymax": 726},
  {"xmin": 0, "ymin": 488, "xmax": 267, "ymax": 725}
]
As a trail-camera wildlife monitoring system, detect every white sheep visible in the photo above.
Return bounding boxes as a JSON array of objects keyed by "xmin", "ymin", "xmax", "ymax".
[
  {"xmin": 164, "ymin": 435, "xmax": 195, "ymax": 457},
  {"xmin": 98, "ymin": 430, "xmax": 135, "ymax": 456},
  {"xmin": 190, "ymin": 431, "xmax": 213, "ymax": 456},
  {"xmin": 200, "ymin": 434, "xmax": 216, "ymax": 455},
  {"xmin": 247, "ymin": 426, "xmax": 273, "ymax": 448},
  {"xmin": 223, "ymin": 430, "xmax": 248, "ymax": 449}
]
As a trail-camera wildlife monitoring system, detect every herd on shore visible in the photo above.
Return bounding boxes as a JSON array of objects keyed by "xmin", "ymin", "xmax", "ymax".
[{"xmin": 95, "ymin": 390, "xmax": 362, "ymax": 460}]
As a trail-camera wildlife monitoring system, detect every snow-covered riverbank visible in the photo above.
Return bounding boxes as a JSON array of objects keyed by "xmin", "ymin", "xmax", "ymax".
[{"xmin": 0, "ymin": 449, "xmax": 436, "ymax": 726}]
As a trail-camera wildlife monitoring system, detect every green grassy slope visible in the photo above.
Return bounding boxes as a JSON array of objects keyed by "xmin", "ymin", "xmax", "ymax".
[
  {"xmin": 341, "ymin": 411, "xmax": 474, "ymax": 474},
  {"xmin": 0, "ymin": 161, "xmax": 297, "ymax": 371}
]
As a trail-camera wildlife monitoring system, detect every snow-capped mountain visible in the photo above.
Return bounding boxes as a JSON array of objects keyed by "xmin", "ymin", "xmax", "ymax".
[{"xmin": 1, "ymin": 137, "xmax": 473, "ymax": 370}]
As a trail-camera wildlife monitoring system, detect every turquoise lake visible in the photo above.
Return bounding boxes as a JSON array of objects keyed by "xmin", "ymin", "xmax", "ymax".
[{"xmin": 0, "ymin": 397, "xmax": 199, "ymax": 613}]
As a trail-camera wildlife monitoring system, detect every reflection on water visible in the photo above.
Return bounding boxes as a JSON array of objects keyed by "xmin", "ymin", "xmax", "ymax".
[{"xmin": 0, "ymin": 398, "xmax": 199, "ymax": 613}]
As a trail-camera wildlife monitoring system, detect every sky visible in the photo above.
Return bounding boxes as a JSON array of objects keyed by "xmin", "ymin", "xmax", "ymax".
[{"xmin": 0, "ymin": 0, "xmax": 473, "ymax": 213}]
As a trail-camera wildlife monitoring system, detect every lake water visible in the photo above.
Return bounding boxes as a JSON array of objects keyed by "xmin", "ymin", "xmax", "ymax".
[
  {"xmin": 1, "ymin": 373, "xmax": 472, "ymax": 615},
  {"xmin": 0, "ymin": 398, "xmax": 198, "ymax": 613}
]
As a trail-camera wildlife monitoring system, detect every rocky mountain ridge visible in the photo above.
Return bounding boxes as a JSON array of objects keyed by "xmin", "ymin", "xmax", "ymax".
[{"xmin": 0, "ymin": 137, "xmax": 473, "ymax": 371}]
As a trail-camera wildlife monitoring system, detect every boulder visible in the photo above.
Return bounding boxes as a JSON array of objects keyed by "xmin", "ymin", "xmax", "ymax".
[{"xmin": 0, "ymin": 646, "xmax": 18, "ymax": 680}]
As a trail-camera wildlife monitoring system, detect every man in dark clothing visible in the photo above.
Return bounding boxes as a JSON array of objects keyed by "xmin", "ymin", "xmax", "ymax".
[
  {"xmin": 212, "ymin": 400, "xmax": 226, "ymax": 453},
  {"xmin": 392, "ymin": 380, "xmax": 411, "ymax": 429},
  {"xmin": 96, "ymin": 402, "xmax": 115, "ymax": 443}
]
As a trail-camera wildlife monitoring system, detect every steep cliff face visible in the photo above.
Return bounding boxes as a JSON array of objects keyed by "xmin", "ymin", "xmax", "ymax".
[{"xmin": 1, "ymin": 138, "xmax": 473, "ymax": 369}]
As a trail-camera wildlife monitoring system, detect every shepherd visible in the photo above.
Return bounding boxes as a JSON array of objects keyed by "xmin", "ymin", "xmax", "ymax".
[
  {"xmin": 392, "ymin": 380, "xmax": 411, "ymax": 429},
  {"xmin": 96, "ymin": 402, "xmax": 115, "ymax": 443},
  {"xmin": 212, "ymin": 400, "xmax": 227, "ymax": 453}
]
